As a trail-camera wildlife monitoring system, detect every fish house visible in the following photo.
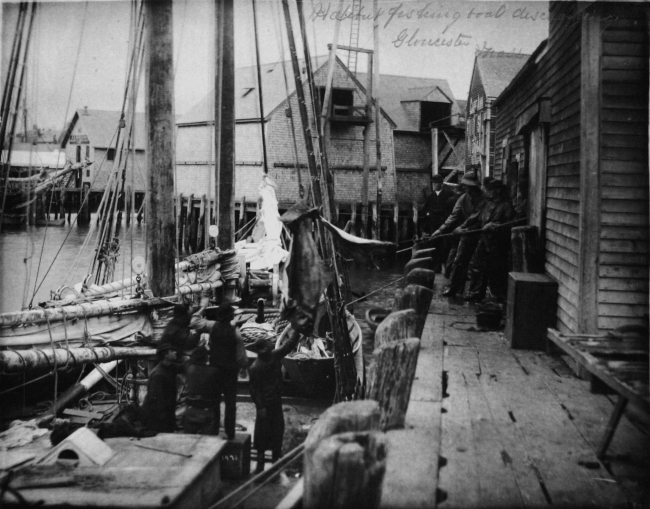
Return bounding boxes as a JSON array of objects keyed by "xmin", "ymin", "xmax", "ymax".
[{"xmin": 493, "ymin": 1, "xmax": 649, "ymax": 334}]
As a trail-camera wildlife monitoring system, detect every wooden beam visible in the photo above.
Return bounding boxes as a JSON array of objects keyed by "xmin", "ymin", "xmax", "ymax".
[
  {"xmin": 373, "ymin": 0, "xmax": 382, "ymax": 240},
  {"xmin": 578, "ymin": 9, "xmax": 602, "ymax": 334},
  {"xmin": 145, "ymin": 0, "xmax": 176, "ymax": 297},
  {"xmin": 214, "ymin": 0, "xmax": 236, "ymax": 250}
]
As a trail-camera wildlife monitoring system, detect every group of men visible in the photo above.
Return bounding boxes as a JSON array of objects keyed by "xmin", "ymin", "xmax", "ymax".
[
  {"xmin": 419, "ymin": 171, "xmax": 519, "ymax": 302},
  {"xmin": 139, "ymin": 300, "xmax": 296, "ymax": 475}
]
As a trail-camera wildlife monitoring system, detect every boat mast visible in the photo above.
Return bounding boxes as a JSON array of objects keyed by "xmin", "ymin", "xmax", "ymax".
[
  {"xmin": 145, "ymin": 0, "xmax": 176, "ymax": 297},
  {"xmin": 214, "ymin": 0, "xmax": 235, "ymax": 250},
  {"xmin": 251, "ymin": 0, "xmax": 268, "ymax": 175}
]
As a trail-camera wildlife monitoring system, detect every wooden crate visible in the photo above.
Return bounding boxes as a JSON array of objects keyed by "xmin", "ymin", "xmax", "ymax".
[{"xmin": 505, "ymin": 272, "xmax": 558, "ymax": 350}]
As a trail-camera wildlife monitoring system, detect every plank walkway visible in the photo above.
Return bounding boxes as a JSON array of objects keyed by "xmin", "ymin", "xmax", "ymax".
[{"xmin": 381, "ymin": 279, "xmax": 649, "ymax": 509}]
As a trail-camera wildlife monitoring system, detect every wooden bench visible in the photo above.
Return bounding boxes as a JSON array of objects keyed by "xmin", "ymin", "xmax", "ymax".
[{"xmin": 546, "ymin": 328, "xmax": 649, "ymax": 459}]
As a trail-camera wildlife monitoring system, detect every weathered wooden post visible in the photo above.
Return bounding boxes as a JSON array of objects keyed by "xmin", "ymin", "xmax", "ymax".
[
  {"xmin": 366, "ymin": 337, "xmax": 420, "ymax": 430},
  {"xmin": 405, "ymin": 268, "xmax": 435, "ymax": 290},
  {"xmin": 404, "ymin": 256, "xmax": 433, "ymax": 276},
  {"xmin": 184, "ymin": 194, "xmax": 192, "ymax": 254},
  {"xmin": 393, "ymin": 202, "xmax": 399, "ymax": 243},
  {"xmin": 511, "ymin": 225, "xmax": 542, "ymax": 273},
  {"xmin": 393, "ymin": 284, "xmax": 433, "ymax": 338},
  {"xmin": 374, "ymin": 309, "xmax": 418, "ymax": 348},
  {"xmin": 304, "ymin": 400, "xmax": 386, "ymax": 509},
  {"xmin": 145, "ymin": 0, "xmax": 176, "ymax": 297}
]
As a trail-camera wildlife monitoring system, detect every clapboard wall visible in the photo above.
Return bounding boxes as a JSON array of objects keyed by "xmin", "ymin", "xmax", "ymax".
[
  {"xmin": 597, "ymin": 4, "xmax": 649, "ymax": 330},
  {"xmin": 494, "ymin": 1, "xmax": 649, "ymax": 334},
  {"xmin": 493, "ymin": 1, "xmax": 584, "ymax": 333}
]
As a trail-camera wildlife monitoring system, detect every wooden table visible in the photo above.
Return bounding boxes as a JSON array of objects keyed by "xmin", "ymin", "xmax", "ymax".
[{"xmin": 546, "ymin": 328, "xmax": 649, "ymax": 458}]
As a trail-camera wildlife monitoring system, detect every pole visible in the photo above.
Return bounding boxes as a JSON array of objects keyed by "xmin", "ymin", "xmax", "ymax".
[
  {"xmin": 145, "ymin": 0, "xmax": 176, "ymax": 297},
  {"xmin": 214, "ymin": 0, "xmax": 236, "ymax": 250},
  {"xmin": 251, "ymin": 0, "xmax": 268, "ymax": 174},
  {"xmin": 373, "ymin": 0, "xmax": 382, "ymax": 240},
  {"xmin": 431, "ymin": 127, "xmax": 439, "ymax": 177},
  {"xmin": 361, "ymin": 53, "xmax": 373, "ymax": 238},
  {"xmin": 281, "ymin": 0, "xmax": 323, "ymax": 210}
]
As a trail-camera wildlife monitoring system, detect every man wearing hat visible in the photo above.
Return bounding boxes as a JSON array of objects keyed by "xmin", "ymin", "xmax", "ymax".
[
  {"xmin": 139, "ymin": 343, "xmax": 183, "ymax": 433},
  {"xmin": 208, "ymin": 301, "xmax": 249, "ymax": 440},
  {"xmin": 421, "ymin": 174, "xmax": 455, "ymax": 235},
  {"xmin": 457, "ymin": 178, "xmax": 514, "ymax": 302},
  {"xmin": 430, "ymin": 171, "xmax": 484, "ymax": 297},
  {"xmin": 420, "ymin": 174, "xmax": 455, "ymax": 271},
  {"xmin": 247, "ymin": 329, "xmax": 300, "ymax": 475}
]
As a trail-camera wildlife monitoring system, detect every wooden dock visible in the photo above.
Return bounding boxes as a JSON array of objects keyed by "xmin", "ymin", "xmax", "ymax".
[
  {"xmin": 380, "ymin": 283, "xmax": 649, "ymax": 508},
  {"xmin": 4, "ymin": 434, "xmax": 227, "ymax": 508}
]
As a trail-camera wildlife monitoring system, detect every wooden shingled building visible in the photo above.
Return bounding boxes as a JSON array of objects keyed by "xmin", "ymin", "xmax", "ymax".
[{"xmin": 492, "ymin": 1, "xmax": 649, "ymax": 334}]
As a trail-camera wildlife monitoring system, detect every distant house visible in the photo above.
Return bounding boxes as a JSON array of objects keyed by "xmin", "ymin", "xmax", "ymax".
[
  {"xmin": 60, "ymin": 108, "xmax": 146, "ymax": 192},
  {"xmin": 354, "ymin": 73, "xmax": 465, "ymax": 204},
  {"xmin": 176, "ymin": 58, "xmax": 463, "ymax": 215},
  {"xmin": 466, "ymin": 52, "xmax": 529, "ymax": 177},
  {"xmin": 493, "ymin": 1, "xmax": 648, "ymax": 334},
  {"xmin": 15, "ymin": 127, "xmax": 64, "ymax": 147}
]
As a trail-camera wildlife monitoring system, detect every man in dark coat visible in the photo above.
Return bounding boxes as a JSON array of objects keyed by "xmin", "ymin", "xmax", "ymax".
[
  {"xmin": 460, "ymin": 179, "xmax": 515, "ymax": 302},
  {"xmin": 420, "ymin": 174, "xmax": 455, "ymax": 271},
  {"xmin": 208, "ymin": 301, "xmax": 248, "ymax": 440},
  {"xmin": 247, "ymin": 329, "xmax": 300, "ymax": 474},
  {"xmin": 139, "ymin": 343, "xmax": 182, "ymax": 433},
  {"xmin": 158, "ymin": 304, "xmax": 200, "ymax": 359},
  {"xmin": 430, "ymin": 172, "xmax": 484, "ymax": 297},
  {"xmin": 182, "ymin": 345, "xmax": 219, "ymax": 435},
  {"xmin": 421, "ymin": 175, "xmax": 455, "ymax": 235}
]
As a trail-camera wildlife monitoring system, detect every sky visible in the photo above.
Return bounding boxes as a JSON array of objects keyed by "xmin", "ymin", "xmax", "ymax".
[{"xmin": 1, "ymin": 0, "xmax": 551, "ymax": 131}]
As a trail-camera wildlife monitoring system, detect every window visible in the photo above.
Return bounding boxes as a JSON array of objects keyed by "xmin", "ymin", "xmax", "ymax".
[
  {"xmin": 318, "ymin": 87, "xmax": 354, "ymax": 118},
  {"xmin": 107, "ymin": 148, "xmax": 116, "ymax": 161},
  {"xmin": 86, "ymin": 146, "xmax": 90, "ymax": 160},
  {"xmin": 421, "ymin": 101, "xmax": 451, "ymax": 131},
  {"xmin": 76, "ymin": 145, "xmax": 81, "ymax": 163}
]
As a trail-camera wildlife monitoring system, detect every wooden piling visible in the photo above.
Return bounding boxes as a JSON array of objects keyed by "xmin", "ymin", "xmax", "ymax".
[
  {"xmin": 177, "ymin": 194, "xmax": 184, "ymax": 254},
  {"xmin": 393, "ymin": 203, "xmax": 399, "ymax": 244},
  {"xmin": 197, "ymin": 194, "xmax": 206, "ymax": 252},
  {"xmin": 405, "ymin": 268, "xmax": 435, "ymax": 290},
  {"xmin": 304, "ymin": 400, "xmax": 383, "ymax": 509},
  {"xmin": 305, "ymin": 431, "xmax": 387, "ymax": 509},
  {"xmin": 404, "ymin": 257, "xmax": 434, "ymax": 276},
  {"xmin": 361, "ymin": 203, "xmax": 368, "ymax": 239},
  {"xmin": 184, "ymin": 194, "xmax": 192, "ymax": 255},
  {"xmin": 393, "ymin": 284, "xmax": 433, "ymax": 338},
  {"xmin": 366, "ymin": 337, "xmax": 420, "ymax": 430},
  {"xmin": 412, "ymin": 201, "xmax": 419, "ymax": 238},
  {"xmin": 374, "ymin": 309, "xmax": 418, "ymax": 348},
  {"xmin": 372, "ymin": 202, "xmax": 378, "ymax": 240}
]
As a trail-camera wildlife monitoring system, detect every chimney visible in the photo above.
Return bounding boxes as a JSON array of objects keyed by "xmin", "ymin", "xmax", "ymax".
[{"xmin": 83, "ymin": 106, "xmax": 89, "ymax": 115}]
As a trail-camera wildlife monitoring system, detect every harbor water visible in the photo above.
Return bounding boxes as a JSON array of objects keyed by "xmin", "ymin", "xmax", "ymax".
[{"xmin": 0, "ymin": 220, "xmax": 406, "ymax": 367}]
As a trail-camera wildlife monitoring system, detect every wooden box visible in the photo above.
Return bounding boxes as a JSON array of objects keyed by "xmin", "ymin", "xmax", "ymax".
[
  {"xmin": 220, "ymin": 433, "xmax": 251, "ymax": 480},
  {"xmin": 506, "ymin": 272, "xmax": 558, "ymax": 350}
]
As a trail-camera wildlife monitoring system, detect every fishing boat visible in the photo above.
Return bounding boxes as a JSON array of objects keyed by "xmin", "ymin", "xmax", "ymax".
[{"xmin": 276, "ymin": 305, "xmax": 363, "ymax": 399}]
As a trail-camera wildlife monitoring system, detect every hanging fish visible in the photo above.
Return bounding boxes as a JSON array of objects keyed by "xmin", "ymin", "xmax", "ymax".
[{"xmin": 279, "ymin": 201, "xmax": 330, "ymax": 335}]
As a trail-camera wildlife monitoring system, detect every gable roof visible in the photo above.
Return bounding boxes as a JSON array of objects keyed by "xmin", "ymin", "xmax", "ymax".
[
  {"xmin": 355, "ymin": 73, "xmax": 457, "ymax": 132},
  {"xmin": 475, "ymin": 53, "xmax": 530, "ymax": 99},
  {"xmin": 61, "ymin": 109, "xmax": 146, "ymax": 150},
  {"xmin": 179, "ymin": 55, "xmax": 331, "ymax": 125}
]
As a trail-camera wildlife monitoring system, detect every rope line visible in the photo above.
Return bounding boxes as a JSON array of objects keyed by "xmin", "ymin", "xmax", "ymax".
[{"xmin": 345, "ymin": 275, "xmax": 404, "ymax": 307}]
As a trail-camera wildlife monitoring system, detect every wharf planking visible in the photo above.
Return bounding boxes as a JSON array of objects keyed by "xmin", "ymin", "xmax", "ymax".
[
  {"xmin": 432, "ymin": 295, "xmax": 639, "ymax": 508},
  {"xmin": 5, "ymin": 434, "xmax": 227, "ymax": 508}
]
